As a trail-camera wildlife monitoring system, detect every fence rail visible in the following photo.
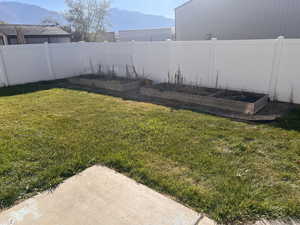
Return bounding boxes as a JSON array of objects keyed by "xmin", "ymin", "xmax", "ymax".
[{"xmin": 0, "ymin": 37, "xmax": 299, "ymax": 104}]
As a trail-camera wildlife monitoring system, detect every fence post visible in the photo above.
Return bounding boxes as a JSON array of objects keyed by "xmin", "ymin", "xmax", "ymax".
[
  {"xmin": 209, "ymin": 37, "xmax": 217, "ymax": 87},
  {"xmin": 0, "ymin": 46, "xmax": 9, "ymax": 86},
  {"xmin": 269, "ymin": 36, "xmax": 284, "ymax": 101},
  {"xmin": 44, "ymin": 42, "xmax": 55, "ymax": 80}
]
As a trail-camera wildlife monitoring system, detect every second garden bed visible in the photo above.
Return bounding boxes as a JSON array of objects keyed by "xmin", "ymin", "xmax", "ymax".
[{"xmin": 140, "ymin": 83, "xmax": 269, "ymax": 115}]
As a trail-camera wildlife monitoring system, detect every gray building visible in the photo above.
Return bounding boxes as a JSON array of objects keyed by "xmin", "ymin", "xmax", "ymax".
[
  {"xmin": 0, "ymin": 24, "xmax": 71, "ymax": 45},
  {"xmin": 175, "ymin": 0, "xmax": 300, "ymax": 41},
  {"xmin": 93, "ymin": 32, "xmax": 116, "ymax": 42},
  {"xmin": 118, "ymin": 27, "xmax": 175, "ymax": 42}
]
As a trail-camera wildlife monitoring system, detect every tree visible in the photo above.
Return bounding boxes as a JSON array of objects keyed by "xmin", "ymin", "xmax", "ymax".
[
  {"xmin": 64, "ymin": 0, "xmax": 110, "ymax": 42},
  {"xmin": 0, "ymin": 21, "xmax": 6, "ymax": 24}
]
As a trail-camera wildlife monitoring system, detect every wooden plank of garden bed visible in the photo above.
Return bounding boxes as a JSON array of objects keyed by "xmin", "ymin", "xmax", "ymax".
[{"xmin": 140, "ymin": 87, "xmax": 260, "ymax": 114}]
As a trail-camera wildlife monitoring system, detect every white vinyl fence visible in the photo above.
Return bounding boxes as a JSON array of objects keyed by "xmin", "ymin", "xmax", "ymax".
[{"xmin": 0, "ymin": 37, "xmax": 300, "ymax": 104}]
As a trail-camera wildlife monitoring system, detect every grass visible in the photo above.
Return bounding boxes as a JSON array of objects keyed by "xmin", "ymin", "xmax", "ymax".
[{"xmin": 0, "ymin": 82, "xmax": 299, "ymax": 224}]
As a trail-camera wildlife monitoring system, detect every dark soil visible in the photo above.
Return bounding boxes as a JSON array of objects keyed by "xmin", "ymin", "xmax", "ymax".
[
  {"xmin": 151, "ymin": 83, "xmax": 218, "ymax": 96},
  {"xmin": 214, "ymin": 90, "xmax": 265, "ymax": 103},
  {"xmin": 77, "ymin": 74, "xmax": 141, "ymax": 84},
  {"xmin": 150, "ymin": 83, "xmax": 265, "ymax": 103}
]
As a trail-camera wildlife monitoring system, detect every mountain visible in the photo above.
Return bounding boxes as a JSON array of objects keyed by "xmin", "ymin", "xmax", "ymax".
[
  {"xmin": 108, "ymin": 8, "xmax": 174, "ymax": 31},
  {"xmin": 0, "ymin": 1, "xmax": 66, "ymax": 24},
  {"xmin": 0, "ymin": 1, "xmax": 174, "ymax": 31}
]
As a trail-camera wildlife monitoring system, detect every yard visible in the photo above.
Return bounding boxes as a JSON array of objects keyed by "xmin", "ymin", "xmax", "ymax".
[{"xmin": 0, "ymin": 81, "xmax": 299, "ymax": 225}]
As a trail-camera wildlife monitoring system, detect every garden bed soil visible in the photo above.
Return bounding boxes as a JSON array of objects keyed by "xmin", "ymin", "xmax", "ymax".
[
  {"xmin": 140, "ymin": 83, "xmax": 269, "ymax": 115},
  {"xmin": 69, "ymin": 75, "xmax": 150, "ymax": 92}
]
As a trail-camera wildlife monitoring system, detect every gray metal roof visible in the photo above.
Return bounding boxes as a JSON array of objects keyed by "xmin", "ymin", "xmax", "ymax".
[{"xmin": 0, "ymin": 24, "xmax": 70, "ymax": 36}]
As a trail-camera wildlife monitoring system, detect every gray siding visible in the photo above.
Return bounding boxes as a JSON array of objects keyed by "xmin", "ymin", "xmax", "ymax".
[
  {"xmin": 119, "ymin": 28, "xmax": 175, "ymax": 42},
  {"xmin": 95, "ymin": 32, "xmax": 116, "ymax": 42},
  {"xmin": 175, "ymin": 0, "xmax": 300, "ymax": 40}
]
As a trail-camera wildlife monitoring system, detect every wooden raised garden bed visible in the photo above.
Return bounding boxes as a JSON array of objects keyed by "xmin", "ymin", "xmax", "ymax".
[
  {"xmin": 140, "ymin": 83, "xmax": 269, "ymax": 115},
  {"xmin": 69, "ymin": 75, "xmax": 149, "ymax": 92}
]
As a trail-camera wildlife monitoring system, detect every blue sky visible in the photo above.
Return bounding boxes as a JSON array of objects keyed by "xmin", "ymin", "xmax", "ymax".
[{"xmin": 1, "ymin": 0, "xmax": 186, "ymax": 18}]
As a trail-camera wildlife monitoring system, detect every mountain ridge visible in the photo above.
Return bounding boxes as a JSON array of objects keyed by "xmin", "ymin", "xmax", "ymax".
[{"xmin": 0, "ymin": 1, "xmax": 174, "ymax": 31}]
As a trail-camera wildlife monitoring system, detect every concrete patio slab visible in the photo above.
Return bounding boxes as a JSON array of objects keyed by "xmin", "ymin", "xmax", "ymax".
[{"xmin": 0, "ymin": 166, "xmax": 216, "ymax": 225}]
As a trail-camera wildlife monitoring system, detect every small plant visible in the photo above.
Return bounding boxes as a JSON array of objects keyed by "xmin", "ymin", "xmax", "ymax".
[
  {"xmin": 132, "ymin": 65, "xmax": 139, "ymax": 79},
  {"xmin": 174, "ymin": 65, "xmax": 184, "ymax": 85},
  {"xmin": 108, "ymin": 65, "xmax": 117, "ymax": 78},
  {"xmin": 215, "ymin": 71, "xmax": 219, "ymax": 89},
  {"xmin": 125, "ymin": 64, "xmax": 131, "ymax": 79},
  {"xmin": 165, "ymin": 66, "xmax": 185, "ymax": 87},
  {"xmin": 125, "ymin": 64, "xmax": 139, "ymax": 80},
  {"xmin": 97, "ymin": 65, "xmax": 103, "ymax": 76},
  {"xmin": 289, "ymin": 85, "xmax": 294, "ymax": 104},
  {"xmin": 167, "ymin": 71, "xmax": 172, "ymax": 84}
]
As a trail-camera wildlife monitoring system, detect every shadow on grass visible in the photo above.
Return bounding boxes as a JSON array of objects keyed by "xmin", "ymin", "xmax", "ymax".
[
  {"xmin": 65, "ymin": 84, "xmax": 300, "ymax": 129},
  {"xmin": 270, "ymin": 109, "xmax": 300, "ymax": 131},
  {"xmin": 0, "ymin": 80, "xmax": 65, "ymax": 97},
  {"xmin": 1, "ymin": 80, "xmax": 300, "ymax": 132}
]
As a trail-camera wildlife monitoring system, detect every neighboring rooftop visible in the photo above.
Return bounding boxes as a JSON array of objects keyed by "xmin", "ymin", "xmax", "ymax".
[{"xmin": 0, "ymin": 24, "xmax": 70, "ymax": 36}]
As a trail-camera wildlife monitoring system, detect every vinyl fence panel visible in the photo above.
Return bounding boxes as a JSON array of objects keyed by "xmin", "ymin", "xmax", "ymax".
[{"xmin": 1, "ymin": 38, "xmax": 300, "ymax": 104}]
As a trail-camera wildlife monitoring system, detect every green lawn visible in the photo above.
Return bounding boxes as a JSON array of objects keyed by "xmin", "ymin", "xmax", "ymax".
[{"xmin": 0, "ymin": 82, "xmax": 299, "ymax": 224}]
